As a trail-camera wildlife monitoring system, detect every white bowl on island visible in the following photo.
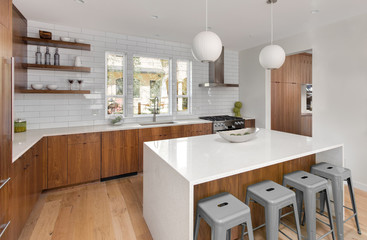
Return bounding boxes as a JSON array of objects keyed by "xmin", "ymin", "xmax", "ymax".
[{"xmin": 218, "ymin": 128, "xmax": 260, "ymax": 143}]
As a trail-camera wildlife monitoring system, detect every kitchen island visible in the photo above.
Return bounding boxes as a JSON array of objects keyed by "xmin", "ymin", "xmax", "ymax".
[{"xmin": 143, "ymin": 129, "xmax": 344, "ymax": 240}]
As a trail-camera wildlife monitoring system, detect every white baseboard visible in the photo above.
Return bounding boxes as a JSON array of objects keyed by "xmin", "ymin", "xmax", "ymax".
[{"xmin": 353, "ymin": 181, "xmax": 367, "ymax": 192}]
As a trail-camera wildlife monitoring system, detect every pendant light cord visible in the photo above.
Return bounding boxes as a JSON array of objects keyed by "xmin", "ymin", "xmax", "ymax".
[
  {"xmin": 206, "ymin": 0, "xmax": 208, "ymax": 31},
  {"xmin": 271, "ymin": 1, "xmax": 274, "ymax": 44}
]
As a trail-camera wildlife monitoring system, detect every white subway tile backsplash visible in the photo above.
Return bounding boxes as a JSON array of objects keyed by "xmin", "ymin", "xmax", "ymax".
[{"xmin": 14, "ymin": 20, "xmax": 239, "ymax": 129}]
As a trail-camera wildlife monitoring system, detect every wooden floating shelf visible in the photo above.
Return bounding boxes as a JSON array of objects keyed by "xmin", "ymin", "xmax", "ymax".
[
  {"xmin": 23, "ymin": 63, "xmax": 91, "ymax": 73},
  {"xmin": 17, "ymin": 89, "xmax": 91, "ymax": 94},
  {"xmin": 23, "ymin": 37, "xmax": 91, "ymax": 51}
]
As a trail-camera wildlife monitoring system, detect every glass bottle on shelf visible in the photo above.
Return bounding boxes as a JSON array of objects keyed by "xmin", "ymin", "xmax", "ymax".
[
  {"xmin": 45, "ymin": 47, "xmax": 51, "ymax": 65},
  {"xmin": 54, "ymin": 48, "xmax": 60, "ymax": 66},
  {"xmin": 35, "ymin": 46, "xmax": 42, "ymax": 64}
]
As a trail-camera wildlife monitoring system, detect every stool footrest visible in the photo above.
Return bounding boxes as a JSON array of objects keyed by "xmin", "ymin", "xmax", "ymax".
[
  {"xmin": 317, "ymin": 229, "xmax": 334, "ymax": 240},
  {"xmin": 279, "ymin": 220, "xmax": 305, "ymax": 239},
  {"xmin": 344, "ymin": 213, "xmax": 357, "ymax": 224}
]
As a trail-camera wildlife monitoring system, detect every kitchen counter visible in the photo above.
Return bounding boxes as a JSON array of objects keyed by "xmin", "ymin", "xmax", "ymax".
[
  {"xmin": 12, "ymin": 119, "xmax": 211, "ymax": 162},
  {"xmin": 143, "ymin": 129, "xmax": 344, "ymax": 240}
]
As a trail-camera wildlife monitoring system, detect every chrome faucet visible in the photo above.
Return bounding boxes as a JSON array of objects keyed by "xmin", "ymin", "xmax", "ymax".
[{"xmin": 152, "ymin": 97, "xmax": 159, "ymax": 122}]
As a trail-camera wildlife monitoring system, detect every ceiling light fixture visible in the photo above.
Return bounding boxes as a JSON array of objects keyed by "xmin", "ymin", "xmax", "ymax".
[
  {"xmin": 259, "ymin": 0, "xmax": 286, "ymax": 70},
  {"xmin": 152, "ymin": 15, "xmax": 159, "ymax": 20},
  {"xmin": 75, "ymin": 0, "xmax": 86, "ymax": 4},
  {"xmin": 191, "ymin": 0, "xmax": 222, "ymax": 62},
  {"xmin": 311, "ymin": 10, "xmax": 320, "ymax": 14}
]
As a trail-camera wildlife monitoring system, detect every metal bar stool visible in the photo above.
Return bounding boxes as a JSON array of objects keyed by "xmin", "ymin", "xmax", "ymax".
[
  {"xmin": 194, "ymin": 192, "xmax": 254, "ymax": 240},
  {"xmin": 311, "ymin": 162, "xmax": 361, "ymax": 240},
  {"xmin": 245, "ymin": 180, "xmax": 302, "ymax": 240},
  {"xmin": 283, "ymin": 171, "xmax": 336, "ymax": 240}
]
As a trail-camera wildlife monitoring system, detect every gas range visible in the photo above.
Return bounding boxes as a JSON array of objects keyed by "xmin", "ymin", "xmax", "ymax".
[{"xmin": 199, "ymin": 115, "xmax": 245, "ymax": 133}]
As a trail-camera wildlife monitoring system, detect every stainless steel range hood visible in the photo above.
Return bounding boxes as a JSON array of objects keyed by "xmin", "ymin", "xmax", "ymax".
[{"xmin": 198, "ymin": 46, "xmax": 239, "ymax": 88}]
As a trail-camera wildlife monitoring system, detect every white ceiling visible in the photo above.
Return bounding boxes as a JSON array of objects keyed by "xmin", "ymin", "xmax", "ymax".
[{"xmin": 13, "ymin": 0, "xmax": 367, "ymax": 51}]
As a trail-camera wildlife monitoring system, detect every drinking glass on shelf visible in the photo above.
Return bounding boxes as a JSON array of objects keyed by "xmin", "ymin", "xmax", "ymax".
[
  {"xmin": 77, "ymin": 80, "xmax": 83, "ymax": 90},
  {"xmin": 68, "ymin": 79, "xmax": 74, "ymax": 90}
]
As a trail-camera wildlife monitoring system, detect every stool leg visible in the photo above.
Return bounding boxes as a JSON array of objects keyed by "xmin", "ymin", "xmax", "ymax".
[
  {"xmin": 241, "ymin": 224, "xmax": 245, "ymax": 240},
  {"xmin": 295, "ymin": 189, "xmax": 304, "ymax": 224},
  {"xmin": 213, "ymin": 227, "xmax": 227, "ymax": 240},
  {"xmin": 347, "ymin": 177, "xmax": 361, "ymax": 234},
  {"xmin": 226, "ymin": 229, "xmax": 231, "ymax": 240},
  {"xmin": 246, "ymin": 217, "xmax": 255, "ymax": 240},
  {"xmin": 325, "ymin": 189, "xmax": 336, "ymax": 240},
  {"xmin": 319, "ymin": 190, "xmax": 326, "ymax": 214},
  {"xmin": 292, "ymin": 200, "xmax": 302, "ymax": 240},
  {"xmin": 265, "ymin": 205, "xmax": 279, "ymax": 240},
  {"xmin": 331, "ymin": 176, "xmax": 344, "ymax": 240},
  {"xmin": 194, "ymin": 211, "xmax": 201, "ymax": 240},
  {"xmin": 304, "ymin": 190, "xmax": 317, "ymax": 240}
]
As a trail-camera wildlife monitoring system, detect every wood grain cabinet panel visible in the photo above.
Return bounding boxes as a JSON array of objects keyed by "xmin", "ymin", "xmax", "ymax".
[
  {"xmin": 244, "ymin": 119, "xmax": 255, "ymax": 128},
  {"xmin": 101, "ymin": 130, "xmax": 139, "ymax": 178},
  {"xmin": 68, "ymin": 141, "xmax": 101, "ymax": 185},
  {"xmin": 47, "ymin": 136, "xmax": 68, "ymax": 189},
  {"xmin": 0, "ymin": 0, "xmax": 10, "ymax": 28}
]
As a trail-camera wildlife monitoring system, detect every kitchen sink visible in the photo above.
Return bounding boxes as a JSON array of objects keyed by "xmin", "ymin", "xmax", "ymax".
[{"xmin": 139, "ymin": 121, "xmax": 177, "ymax": 126}]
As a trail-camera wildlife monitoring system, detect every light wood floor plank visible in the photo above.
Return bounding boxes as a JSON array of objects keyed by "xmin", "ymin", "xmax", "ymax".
[
  {"xmin": 29, "ymin": 200, "xmax": 61, "ymax": 240},
  {"xmin": 106, "ymin": 180, "xmax": 137, "ymax": 240}
]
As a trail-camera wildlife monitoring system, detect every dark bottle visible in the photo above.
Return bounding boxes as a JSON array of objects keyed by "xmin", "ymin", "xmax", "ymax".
[
  {"xmin": 35, "ymin": 46, "xmax": 42, "ymax": 64},
  {"xmin": 45, "ymin": 47, "xmax": 51, "ymax": 65},
  {"xmin": 54, "ymin": 48, "xmax": 60, "ymax": 65}
]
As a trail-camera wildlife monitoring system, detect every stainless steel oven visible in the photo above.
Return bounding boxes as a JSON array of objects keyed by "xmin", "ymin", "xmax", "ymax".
[{"xmin": 199, "ymin": 115, "xmax": 245, "ymax": 133}]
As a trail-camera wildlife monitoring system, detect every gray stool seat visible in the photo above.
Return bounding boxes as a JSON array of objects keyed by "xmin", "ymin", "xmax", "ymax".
[
  {"xmin": 283, "ymin": 171, "xmax": 336, "ymax": 240},
  {"xmin": 311, "ymin": 162, "xmax": 361, "ymax": 239},
  {"xmin": 194, "ymin": 192, "xmax": 254, "ymax": 240},
  {"xmin": 311, "ymin": 162, "xmax": 351, "ymax": 180},
  {"xmin": 246, "ymin": 180, "xmax": 302, "ymax": 240}
]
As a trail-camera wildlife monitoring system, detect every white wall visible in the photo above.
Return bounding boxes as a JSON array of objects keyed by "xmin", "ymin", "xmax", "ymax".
[
  {"xmin": 239, "ymin": 13, "xmax": 367, "ymax": 190},
  {"xmin": 14, "ymin": 20, "xmax": 239, "ymax": 129}
]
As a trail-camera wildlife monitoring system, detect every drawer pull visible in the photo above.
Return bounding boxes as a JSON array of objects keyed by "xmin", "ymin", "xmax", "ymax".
[
  {"xmin": 0, "ymin": 178, "xmax": 10, "ymax": 190},
  {"xmin": 0, "ymin": 221, "xmax": 10, "ymax": 238}
]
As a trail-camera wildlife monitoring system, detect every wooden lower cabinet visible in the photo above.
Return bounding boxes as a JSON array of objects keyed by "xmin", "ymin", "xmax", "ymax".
[
  {"xmin": 47, "ymin": 133, "xmax": 102, "ymax": 188},
  {"xmin": 101, "ymin": 129, "xmax": 139, "ymax": 178},
  {"xmin": 68, "ymin": 141, "xmax": 101, "ymax": 185},
  {"xmin": 47, "ymin": 135, "xmax": 68, "ymax": 189},
  {"xmin": 138, "ymin": 123, "xmax": 213, "ymax": 172},
  {"xmin": 7, "ymin": 138, "xmax": 46, "ymax": 240},
  {"xmin": 245, "ymin": 119, "xmax": 255, "ymax": 128}
]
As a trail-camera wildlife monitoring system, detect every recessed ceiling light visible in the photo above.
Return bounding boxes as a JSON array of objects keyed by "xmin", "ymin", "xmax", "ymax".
[
  {"xmin": 152, "ymin": 15, "xmax": 159, "ymax": 20},
  {"xmin": 311, "ymin": 10, "xmax": 320, "ymax": 14},
  {"xmin": 75, "ymin": 0, "xmax": 86, "ymax": 3},
  {"xmin": 207, "ymin": 26, "xmax": 212, "ymax": 30},
  {"xmin": 154, "ymin": 34, "xmax": 160, "ymax": 37}
]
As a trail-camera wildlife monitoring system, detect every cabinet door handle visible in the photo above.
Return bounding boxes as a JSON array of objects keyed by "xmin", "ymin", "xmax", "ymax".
[
  {"xmin": 11, "ymin": 57, "xmax": 15, "ymax": 141},
  {"xmin": 0, "ymin": 221, "xmax": 11, "ymax": 238},
  {"xmin": 0, "ymin": 178, "xmax": 10, "ymax": 191}
]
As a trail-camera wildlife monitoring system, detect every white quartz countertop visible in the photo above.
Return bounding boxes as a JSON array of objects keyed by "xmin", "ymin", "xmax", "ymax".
[
  {"xmin": 144, "ymin": 129, "xmax": 343, "ymax": 185},
  {"xmin": 12, "ymin": 119, "xmax": 211, "ymax": 162}
]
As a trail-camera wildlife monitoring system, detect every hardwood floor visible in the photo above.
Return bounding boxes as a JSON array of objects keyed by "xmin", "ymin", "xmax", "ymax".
[{"xmin": 19, "ymin": 174, "xmax": 366, "ymax": 240}]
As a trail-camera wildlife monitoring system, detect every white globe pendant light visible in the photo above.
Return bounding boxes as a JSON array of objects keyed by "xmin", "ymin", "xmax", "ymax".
[
  {"xmin": 192, "ymin": 0, "xmax": 222, "ymax": 62},
  {"xmin": 259, "ymin": 0, "xmax": 285, "ymax": 70}
]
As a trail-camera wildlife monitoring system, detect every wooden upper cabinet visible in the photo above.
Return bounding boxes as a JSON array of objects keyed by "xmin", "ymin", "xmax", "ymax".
[
  {"xmin": 300, "ymin": 54, "xmax": 312, "ymax": 84},
  {"xmin": 12, "ymin": 5, "xmax": 27, "ymax": 90},
  {"xmin": 67, "ymin": 133, "xmax": 101, "ymax": 185},
  {"xmin": 0, "ymin": 0, "xmax": 10, "ymax": 28},
  {"xmin": 47, "ymin": 136, "xmax": 68, "ymax": 189},
  {"xmin": 272, "ymin": 53, "xmax": 312, "ymax": 84},
  {"xmin": 101, "ymin": 130, "xmax": 139, "ymax": 178}
]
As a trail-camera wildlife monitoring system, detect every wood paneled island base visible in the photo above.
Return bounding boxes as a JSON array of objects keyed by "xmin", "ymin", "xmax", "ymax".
[{"xmin": 193, "ymin": 155, "xmax": 315, "ymax": 240}]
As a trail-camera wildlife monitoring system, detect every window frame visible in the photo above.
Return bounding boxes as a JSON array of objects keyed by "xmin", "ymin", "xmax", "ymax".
[
  {"xmin": 176, "ymin": 59, "xmax": 192, "ymax": 115},
  {"xmin": 105, "ymin": 51, "xmax": 127, "ymax": 119},
  {"xmin": 132, "ymin": 54, "xmax": 173, "ymax": 117}
]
